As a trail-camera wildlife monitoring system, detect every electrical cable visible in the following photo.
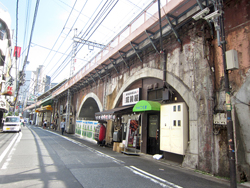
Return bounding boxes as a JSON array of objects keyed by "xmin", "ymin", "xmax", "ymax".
[
  {"xmin": 49, "ymin": 0, "xmax": 112, "ymax": 80},
  {"xmin": 43, "ymin": 0, "xmax": 88, "ymax": 73},
  {"xmin": 41, "ymin": 0, "xmax": 78, "ymax": 69},
  {"xmin": 51, "ymin": 0, "xmax": 120, "ymax": 82},
  {"xmin": 15, "ymin": 0, "xmax": 41, "ymax": 107},
  {"xmin": 20, "ymin": 0, "xmax": 31, "ymax": 69},
  {"xmin": 51, "ymin": 0, "xmax": 150, "ymax": 82},
  {"xmin": 77, "ymin": 0, "xmax": 156, "ymax": 64}
]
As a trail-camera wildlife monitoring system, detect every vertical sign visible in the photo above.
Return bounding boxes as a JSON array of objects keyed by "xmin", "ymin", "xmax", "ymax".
[{"xmin": 13, "ymin": 46, "xmax": 21, "ymax": 58}]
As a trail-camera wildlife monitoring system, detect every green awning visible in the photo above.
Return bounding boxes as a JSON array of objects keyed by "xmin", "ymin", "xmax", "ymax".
[
  {"xmin": 133, "ymin": 100, "xmax": 161, "ymax": 112},
  {"xmin": 41, "ymin": 95, "xmax": 54, "ymax": 106}
]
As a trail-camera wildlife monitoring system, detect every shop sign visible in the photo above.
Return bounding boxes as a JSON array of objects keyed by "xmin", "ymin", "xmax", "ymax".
[
  {"xmin": 95, "ymin": 114, "xmax": 115, "ymax": 121},
  {"xmin": 135, "ymin": 105, "xmax": 147, "ymax": 110},
  {"xmin": 122, "ymin": 88, "xmax": 140, "ymax": 106}
]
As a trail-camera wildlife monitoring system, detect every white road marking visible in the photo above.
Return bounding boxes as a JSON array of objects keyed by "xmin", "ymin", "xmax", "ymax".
[
  {"xmin": 0, "ymin": 133, "xmax": 19, "ymax": 164},
  {"xmin": 36, "ymin": 127, "xmax": 181, "ymax": 188},
  {"xmin": 126, "ymin": 166, "xmax": 182, "ymax": 188},
  {"xmin": 1, "ymin": 132, "xmax": 22, "ymax": 169},
  {"xmin": 38, "ymin": 128, "xmax": 125, "ymax": 165}
]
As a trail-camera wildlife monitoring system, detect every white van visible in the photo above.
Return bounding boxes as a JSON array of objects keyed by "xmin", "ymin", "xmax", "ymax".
[{"xmin": 3, "ymin": 116, "xmax": 21, "ymax": 133}]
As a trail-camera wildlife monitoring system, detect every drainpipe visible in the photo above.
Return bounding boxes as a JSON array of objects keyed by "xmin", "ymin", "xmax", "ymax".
[
  {"xmin": 218, "ymin": 0, "xmax": 237, "ymax": 187},
  {"xmin": 158, "ymin": 0, "xmax": 167, "ymax": 90}
]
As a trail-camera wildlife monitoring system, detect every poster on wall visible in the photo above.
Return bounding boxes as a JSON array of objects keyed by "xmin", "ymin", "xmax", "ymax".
[
  {"xmin": 125, "ymin": 119, "xmax": 139, "ymax": 148},
  {"xmin": 76, "ymin": 120, "xmax": 98, "ymax": 141}
]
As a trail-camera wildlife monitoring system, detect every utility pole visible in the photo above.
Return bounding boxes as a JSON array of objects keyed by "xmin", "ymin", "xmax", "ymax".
[
  {"xmin": 65, "ymin": 29, "xmax": 106, "ymax": 131},
  {"xmin": 66, "ymin": 28, "xmax": 77, "ymax": 133},
  {"xmin": 217, "ymin": 0, "xmax": 237, "ymax": 187},
  {"xmin": 206, "ymin": 0, "xmax": 237, "ymax": 186}
]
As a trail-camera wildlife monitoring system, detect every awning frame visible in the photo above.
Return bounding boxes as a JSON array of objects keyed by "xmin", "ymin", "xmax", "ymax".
[
  {"xmin": 35, "ymin": 105, "xmax": 53, "ymax": 113},
  {"xmin": 95, "ymin": 105, "xmax": 134, "ymax": 121}
]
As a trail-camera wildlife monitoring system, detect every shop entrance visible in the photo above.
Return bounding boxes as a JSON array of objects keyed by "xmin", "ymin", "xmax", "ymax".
[{"xmin": 147, "ymin": 114, "xmax": 160, "ymax": 155}]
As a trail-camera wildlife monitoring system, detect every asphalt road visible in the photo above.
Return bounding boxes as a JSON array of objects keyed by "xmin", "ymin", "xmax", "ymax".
[{"xmin": 0, "ymin": 125, "xmax": 248, "ymax": 188}]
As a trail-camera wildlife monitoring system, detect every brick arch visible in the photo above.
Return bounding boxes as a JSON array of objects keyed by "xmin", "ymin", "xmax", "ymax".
[
  {"xmin": 112, "ymin": 67, "xmax": 199, "ymax": 168},
  {"xmin": 76, "ymin": 92, "xmax": 103, "ymax": 119}
]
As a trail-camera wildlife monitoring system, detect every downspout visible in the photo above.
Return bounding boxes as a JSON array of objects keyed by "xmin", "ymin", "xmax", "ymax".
[{"xmin": 158, "ymin": 0, "xmax": 167, "ymax": 91}]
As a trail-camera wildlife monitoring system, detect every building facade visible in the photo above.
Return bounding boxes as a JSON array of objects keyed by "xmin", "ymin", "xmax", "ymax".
[{"xmin": 0, "ymin": 5, "xmax": 13, "ymax": 124}]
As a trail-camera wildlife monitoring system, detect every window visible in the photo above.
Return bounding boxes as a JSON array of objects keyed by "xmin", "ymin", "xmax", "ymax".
[
  {"xmin": 178, "ymin": 105, "xmax": 181, "ymax": 111},
  {"xmin": 178, "ymin": 120, "xmax": 181, "ymax": 126},
  {"xmin": 147, "ymin": 88, "xmax": 162, "ymax": 100},
  {"xmin": 0, "ymin": 21, "xmax": 7, "ymax": 40},
  {"xmin": 173, "ymin": 106, "xmax": 176, "ymax": 112},
  {"xmin": 173, "ymin": 120, "xmax": 176, "ymax": 126}
]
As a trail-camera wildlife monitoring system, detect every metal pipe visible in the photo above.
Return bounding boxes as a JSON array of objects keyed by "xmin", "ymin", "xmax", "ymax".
[{"xmin": 218, "ymin": 0, "xmax": 237, "ymax": 187}]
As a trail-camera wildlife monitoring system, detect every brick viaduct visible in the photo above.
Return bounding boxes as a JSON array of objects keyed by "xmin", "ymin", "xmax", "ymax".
[{"xmin": 25, "ymin": 0, "xmax": 250, "ymax": 181}]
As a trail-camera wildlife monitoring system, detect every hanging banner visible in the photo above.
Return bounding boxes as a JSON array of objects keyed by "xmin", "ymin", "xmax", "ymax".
[
  {"xmin": 2, "ymin": 76, "xmax": 16, "ymax": 96},
  {"xmin": 13, "ymin": 46, "xmax": 21, "ymax": 58}
]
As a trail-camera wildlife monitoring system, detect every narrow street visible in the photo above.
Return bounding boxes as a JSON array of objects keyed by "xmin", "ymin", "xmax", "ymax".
[{"xmin": 0, "ymin": 125, "xmax": 247, "ymax": 188}]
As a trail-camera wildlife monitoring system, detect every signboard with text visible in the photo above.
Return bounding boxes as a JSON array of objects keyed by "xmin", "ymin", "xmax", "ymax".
[{"xmin": 122, "ymin": 88, "xmax": 140, "ymax": 106}]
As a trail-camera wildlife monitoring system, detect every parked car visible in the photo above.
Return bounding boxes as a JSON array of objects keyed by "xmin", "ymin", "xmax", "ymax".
[{"xmin": 3, "ymin": 116, "xmax": 21, "ymax": 133}]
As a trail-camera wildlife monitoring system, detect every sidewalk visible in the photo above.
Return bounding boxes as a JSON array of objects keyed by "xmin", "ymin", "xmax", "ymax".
[{"xmin": 39, "ymin": 124, "xmax": 250, "ymax": 188}]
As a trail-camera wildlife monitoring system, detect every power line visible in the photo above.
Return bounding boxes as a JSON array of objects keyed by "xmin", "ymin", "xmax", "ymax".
[
  {"xmin": 20, "ymin": 0, "xmax": 31, "ymax": 69},
  {"xmin": 41, "ymin": 0, "xmax": 78, "ymax": 69},
  {"xmin": 48, "ymin": 0, "xmax": 154, "ymax": 82},
  {"xmin": 15, "ymin": 0, "xmax": 41, "ymax": 107},
  {"xmin": 31, "ymin": 42, "xmax": 87, "ymax": 61},
  {"xmin": 43, "ymin": 0, "xmax": 89, "ymax": 73},
  {"xmin": 49, "ymin": 0, "xmax": 111, "ymax": 81},
  {"xmin": 51, "ymin": 0, "xmax": 120, "ymax": 82}
]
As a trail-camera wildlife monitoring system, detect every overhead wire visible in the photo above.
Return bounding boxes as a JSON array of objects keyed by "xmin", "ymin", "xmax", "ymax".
[
  {"xmin": 41, "ymin": 0, "xmax": 78, "ymax": 69},
  {"xmin": 22, "ymin": 1, "xmax": 158, "ymax": 102},
  {"xmin": 57, "ymin": 0, "xmax": 118, "ymax": 36},
  {"xmin": 50, "ymin": 0, "xmax": 116, "ymax": 81},
  {"xmin": 43, "ymin": 0, "xmax": 89, "ymax": 74},
  {"xmin": 45, "ymin": 0, "xmax": 155, "ymax": 82},
  {"xmin": 21, "ymin": 0, "xmax": 111, "ymax": 98},
  {"xmin": 96, "ymin": 0, "xmax": 158, "ymax": 47},
  {"xmin": 51, "ymin": 0, "xmax": 153, "ymax": 82},
  {"xmin": 51, "ymin": 0, "xmax": 120, "ymax": 82},
  {"xmin": 15, "ymin": 0, "xmax": 41, "ymax": 107},
  {"xmin": 50, "ymin": 0, "xmax": 112, "ymax": 81},
  {"xmin": 31, "ymin": 42, "xmax": 87, "ymax": 61},
  {"xmin": 20, "ymin": 0, "xmax": 31, "ymax": 69},
  {"xmin": 49, "ymin": 0, "xmax": 122, "ymax": 81}
]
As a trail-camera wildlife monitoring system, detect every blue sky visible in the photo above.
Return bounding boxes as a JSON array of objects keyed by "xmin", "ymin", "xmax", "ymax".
[{"xmin": 0, "ymin": 0, "xmax": 158, "ymax": 83}]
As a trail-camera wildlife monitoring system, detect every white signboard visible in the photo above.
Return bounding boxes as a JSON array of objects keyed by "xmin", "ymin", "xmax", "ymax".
[
  {"xmin": 60, "ymin": 105, "xmax": 63, "ymax": 115},
  {"xmin": 122, "ymin": 88, "xmax": 140, "ymax": 106}
]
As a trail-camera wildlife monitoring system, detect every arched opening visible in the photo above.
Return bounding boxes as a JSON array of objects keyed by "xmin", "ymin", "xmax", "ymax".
[
  {"xmin": 110, "ymin": 67, "xmax": 198, "ymax": 167},
  {"xmin": 76, "ymin": 92, "xmax": 103, "ymax": 120},
  {"xmin": 78, "ymin": 98, "xmax": 100, "ymax": 120}
]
